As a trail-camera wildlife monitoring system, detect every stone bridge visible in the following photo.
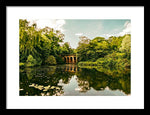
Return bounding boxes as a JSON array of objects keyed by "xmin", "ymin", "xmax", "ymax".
[
  {"xmin": 63, "ymin": 54, "xmax": 78, "ymax": 64},
  {"xmin": 64, "ymin": 65, "xmax": 79, "ymax": 73}
]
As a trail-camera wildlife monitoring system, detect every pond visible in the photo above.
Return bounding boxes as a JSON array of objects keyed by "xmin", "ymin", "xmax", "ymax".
[{"xmin": 19, "ymin": 64, "xmax": 130, "ymax": 96}]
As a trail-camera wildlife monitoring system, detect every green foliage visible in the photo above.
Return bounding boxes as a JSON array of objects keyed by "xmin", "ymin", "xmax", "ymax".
[
  {"xmin": 19, "ymin": 19, "xmax": 42, "ymax": 62},
  {"xmin": 26, "ymin": 55, "xmax": 37, "ymax": 67},
  {"xmin": 108, "ymin": 35, "xmax": 124, "ymax": 51},
  {"xmin": 119, "ymin": 34, "xmax": 131, "ymax": 53},
  {"xmin": 96, "ymin": 51, "xmax": 130, "ymax": 70},
  {"xmin": 19, "ymin": 19, "xmax": 131, "ymax": 71},
  {"xmin": 91, "ymin": 37, "xmax": 105, "ymax": 43},
  {"xmin": 19, "ymin": 63, "xmax": 25, "ymax": 68},
  {"xmin": 86, "ymin": 50, "xmax": 96, "ymax": 60},
  {"xmin": 78, "ymin": 34, "xmax": 131, "ymax": 72},
  {"xmin": 60, "ymin": 42, "xmax": 74, "ymax": 56},
  {"xmin": 96, "ymin": 58, "xmax": 105, "ymax": 66},
  {"xmin": 56, "ymin": 55, "xmax": 65, "ymax": 64},
  {"xmin": 76, "ymin": 43, "xmax": 90, "ymax": 61},
  {"xmin": 78, "ymin": 36, "xmax": 91, "ymax": 45},
  {"xmin": 45, "ymin": 55, "xmax": 57, "ymax": 65},
  {"xmin": 76, "ymin": 36, "xmax": 112, "ymax": 62},
  {"xmin": 78, "ymin": 61, "xmax": 97, "ymax": 66},
  {"xmin": 19, "ymin": 19, "xmax": 70, "ymax": 65}
]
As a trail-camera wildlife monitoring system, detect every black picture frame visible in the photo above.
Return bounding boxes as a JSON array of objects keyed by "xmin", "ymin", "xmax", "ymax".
[{"xmin": 1, "ymin": 0, "xmax": 148, "ymax": 113}]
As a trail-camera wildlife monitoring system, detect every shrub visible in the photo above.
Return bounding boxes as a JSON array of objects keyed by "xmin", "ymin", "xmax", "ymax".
[
  {"xmin": 56, "ymin": 55, "xmax": 65, "ymax": 64},
  {"xmin": 26, "ymin": 55, "xmax": 37, "ymax": 67},
  {"xmin": 19, "ymin": 62, "xmax": 25, "ymax": 68},
  {"xmin": 96, "ymin": 58, "xmax": 105, "ymax": 66},
  {"xmin": 78, "ymin": 61, "xmax": 97, "ymax": 66},
  {"xmin": 45, "ymin": 55, "xmax": 57, "ymax": 65},
  {"xmin": 36, "ymin": 57, "xmax": 42, "ymax": 66}
]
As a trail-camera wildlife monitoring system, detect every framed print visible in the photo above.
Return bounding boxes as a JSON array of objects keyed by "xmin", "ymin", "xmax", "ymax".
[{"xmin": 5, "ymin": 6, "xmax": 144, "ymax": 109}]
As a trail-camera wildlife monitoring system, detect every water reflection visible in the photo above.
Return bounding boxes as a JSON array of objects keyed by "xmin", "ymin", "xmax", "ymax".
[{"xmin": 19, "ymin": 64, "xmax": 130, "ymax": 96}]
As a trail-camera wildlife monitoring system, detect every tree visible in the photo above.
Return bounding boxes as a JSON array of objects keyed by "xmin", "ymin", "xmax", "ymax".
[
  {"xmin": 19, "ymin": 19, "xmax": 41, "ymax": 62},
  {"xmin": 26, "ymin": 55, "xmax": 37, "ymax": 67},
  {"xmin": 86, "ymin": 50, "xmax": 96, "ymax": 61},
  {"xmin": 108, "ymin": 36, "xmax": 124, "ymax": 51},
  {"xmin": 19, "ymin": 19, "xmax": 67, "ymax": 65},
  {"xmin": 119, "ymin": 34, "xmax": 131, "ymax": 60},
  {"xmin": 60, "ymin": 42, "xmax": 74, "ymax": 56},
  {"xmin": 119, "ymin": 34, "xmax": 131, "ymax": 53},
  {"xmin": 88, "ymin": 37, "xmax": 110, "ymax": 60},
  {"xmin": 45, "ymin": 55, "xmax": 57, "ymax": 65},
  {"xmin": 78, "ymin": 36, "xmax": 91, "ymax": 45},
  {"xmin": 76, "ymin": 36, "xmax": 91, "ymax": 61},
  {"xmin": 77, "ymin": 43, "xmax": 90, "ymax": 61}
]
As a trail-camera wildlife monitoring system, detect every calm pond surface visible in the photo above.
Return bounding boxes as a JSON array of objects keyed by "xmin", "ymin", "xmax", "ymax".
[{"xmin": 19, "ymin": 64, "xmax": 130, "ymax": 96}]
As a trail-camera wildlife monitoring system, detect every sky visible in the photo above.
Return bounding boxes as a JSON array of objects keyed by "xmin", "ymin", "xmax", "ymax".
[{"xmin": 27, "ymin": 19, "xmax": 131, "ymax": 49}]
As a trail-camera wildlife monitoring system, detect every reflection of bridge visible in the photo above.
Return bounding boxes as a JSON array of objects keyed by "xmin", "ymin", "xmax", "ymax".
[
  {"xmin": 64, "ymin": 65, "xmax": 78, "ymax": 73},
  {"xmin": 63, "ymin": 54, "xmax": 78, "ymax": 64}
]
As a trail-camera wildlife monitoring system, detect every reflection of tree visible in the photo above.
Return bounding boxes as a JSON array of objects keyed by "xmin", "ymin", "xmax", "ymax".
[
  {"xmin": 46, "ymin": 66, "xmax": 56, "ymax": 75},
  {"xmin": 25, "ymin": 68, "xmax": 35, "ymax": 80},
  {"xmin": 95, "ymin": 66, "xmax": 131, "ymax": 94},
  {"xmin": 20, "ymin": 65, "xmax": 131, "ymax": 96},
  {"xmin": 76, "ymin": 67, "xmax": 131, "ymax": 95},
  {"xmin": 118, "ymin": 76, "xmax": 131, "ymax": 94},
  {"xmin": 20, "ymin": 66, "xmax": 73, "ymax": 96},
  {"xmin": 77, "ymin": 80, "xmax": 90, "ymax": 92},
  {"xmin": 76, "ymin": 68, "xmax": 110, "ymax": 92},
  {"xmin": 96, "ymin": 66, "xmax": 130, "ymax": 78}
]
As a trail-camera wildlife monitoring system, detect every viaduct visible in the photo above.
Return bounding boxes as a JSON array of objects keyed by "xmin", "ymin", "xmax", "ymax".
[{"xmin": 63, "ymin": 54, "xmax": 78, "ymax": 64}]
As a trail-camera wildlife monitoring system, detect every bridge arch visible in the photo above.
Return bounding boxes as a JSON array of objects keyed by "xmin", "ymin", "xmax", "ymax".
[{"xmin": 63, "ymin": 54, "xmax": 77, "ymax": 64}]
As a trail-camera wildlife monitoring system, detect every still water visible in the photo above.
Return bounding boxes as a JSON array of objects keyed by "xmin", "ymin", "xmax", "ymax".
[{"xmin": 19, "ymin": 64, "xmax": 130, "ymax": 96}]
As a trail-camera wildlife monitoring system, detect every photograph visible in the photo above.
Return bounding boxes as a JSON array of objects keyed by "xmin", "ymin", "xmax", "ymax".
[
  {"xmin": 19, "ymin": 19, "xmax": 131, "ymax": 96},
  {"xmin": 6, "ymin": 6, "xmax": 144, "ymax": 109}
]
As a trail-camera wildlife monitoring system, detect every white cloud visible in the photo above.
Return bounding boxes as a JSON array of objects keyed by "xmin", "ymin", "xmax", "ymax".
[
  {"xmin": 118, "ymin": 21, "xmax": 131, "ymax": 36},
  {"xmin": 124, "ymin": 21, "xmax": 130, "ymax": 27},
  {"xmin": 103, "ymin": 21, "xmax": 131, "ymax": 38},
  {"xmin": 27, "ymin": 19, "xmax": 66, "ymax": 32},
  {"xmin": 55, "ymin": 19, "xmax": 66, "ymax": 32},
  {"xmin": 75, "ymin": 33, "xmax": 83, "ymax": 36},
  {"xmin": 102, "ymin": 33, "xmax": 115, "ymax": 39}
]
